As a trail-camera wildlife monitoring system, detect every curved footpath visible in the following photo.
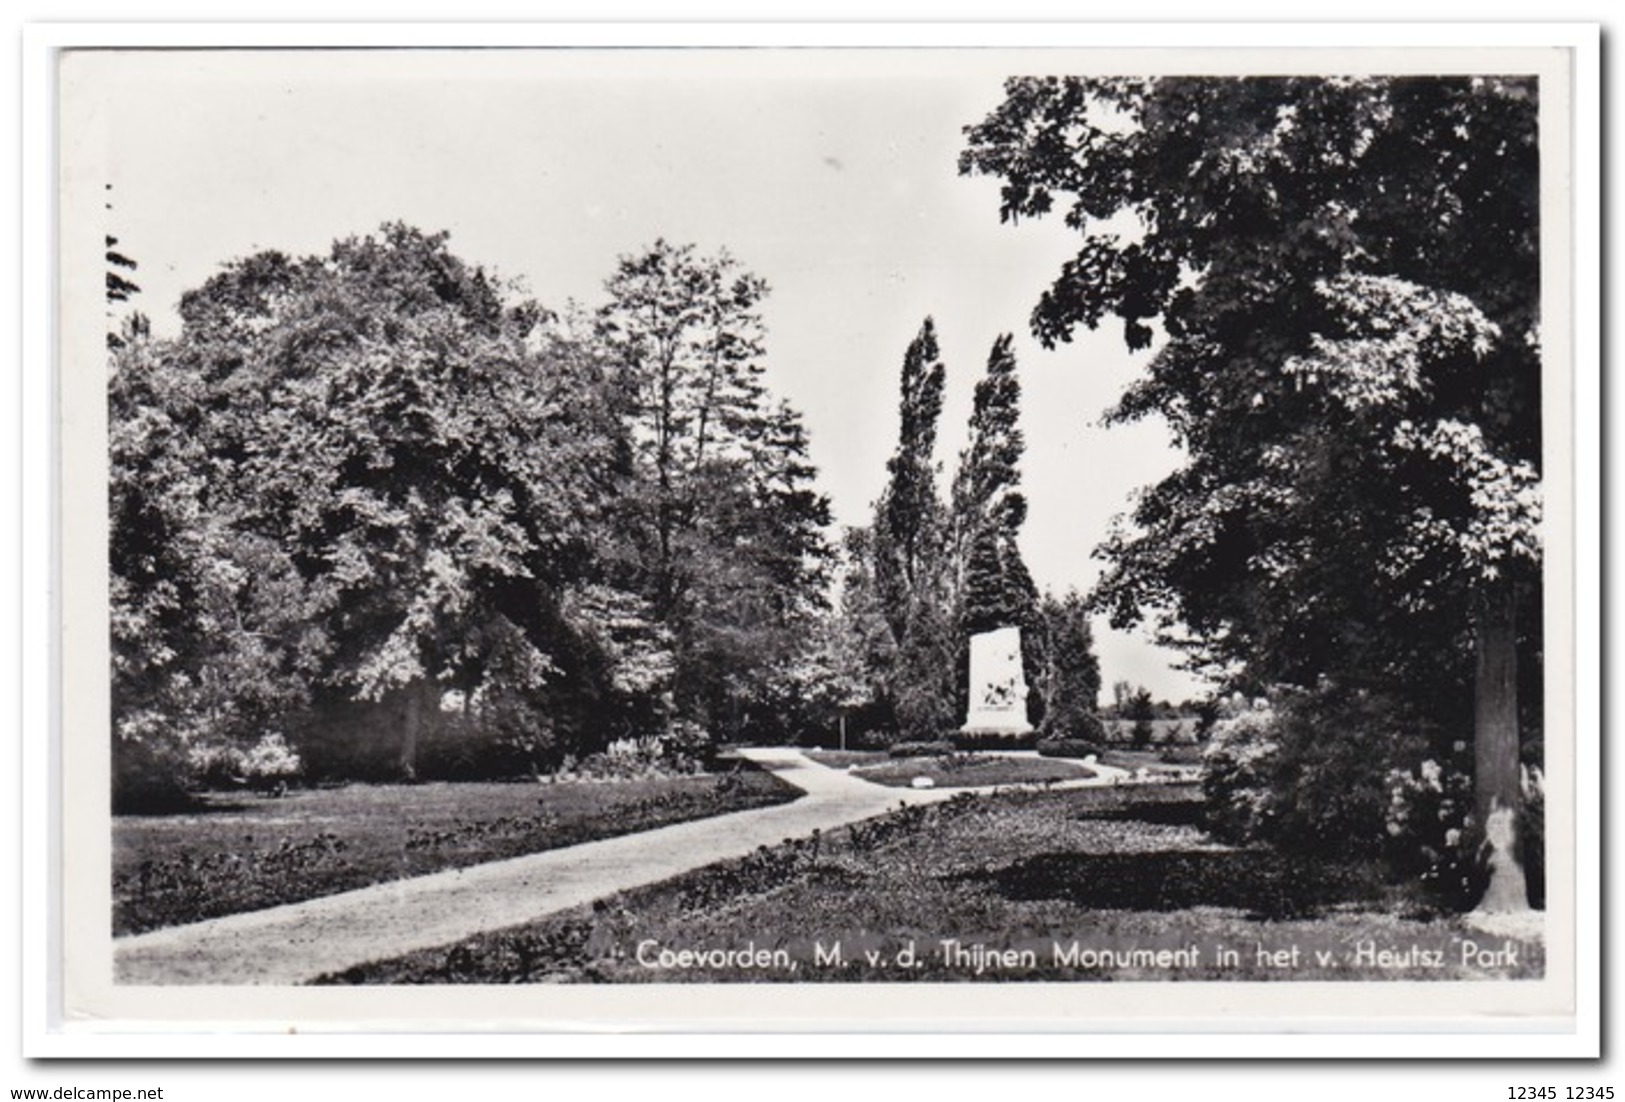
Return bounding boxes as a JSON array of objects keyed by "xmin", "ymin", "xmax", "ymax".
[{"xmin": 113, "ymin": 748, "xmax": 1132, "ymax": 985}]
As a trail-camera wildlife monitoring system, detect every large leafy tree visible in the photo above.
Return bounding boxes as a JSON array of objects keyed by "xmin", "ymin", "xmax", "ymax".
[
  {"xmin": 112, "ymin": 224, "xmax": 630, "ymax": 786},
  {"xmin": 111, "ymin": 331, "xmax": 331, "ymax": 806},
  {"xmin": 963, "ymin": 76, "xmax": 1542, "ymax": 907},
  {"xmin": 596, "ymin": 240, "xmax": 832, "ymax": 739},
  {"xmin": 825, "ymin": 525, "xmax": 903, "ymax": 739}
]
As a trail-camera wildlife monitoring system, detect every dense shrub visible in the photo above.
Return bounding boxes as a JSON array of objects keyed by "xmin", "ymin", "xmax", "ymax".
[
  {"xmin": 413, "ymin": 716, "xmax": 540, "ymax": 782},
  {"xmin": 117, "ymin": 728, "xmax": 305, "ymax": 810},
  {"xmin": 1202, "ymin": 686, "xmax": 1433, "ymax": 861},
  {"xmin": 1521, "ymin": 765, "xmax": 1546, "ymax": 909},
  {"xmin": 661, "ymin": 719, "xmax": 718, "ymax": 770},
  {"xmin": 1382, "ymin": 758, "xmax": 1545, "ymax": 912},
  {"xmin": 1034, "ymin": 592, "xmax": 1102, "ymax": 740},
  {"xmin": 1199, "ymin": 703, "xmax": 1282, "ymax": 844},
  {"xmin": 112, "ymin": 729, "xmax": 196, "ymax": 813},
  {"xmin": 1382, "ymin": 756, "xmax": 1482, "ymax": 910},
  {"xmin": 950, "ymin": 729, "xmax": 1039, "ymax": 751},
  {"xmin": 1036, "ymin": 738, "xmax": 1100, "ymax": 760},
  {"xmin": 190, "ymin": 732, "xmax": 303, "ymax": 792},
  {"xmin": 1041, "ymin": 708, "xmax": 1106, "ymax": 745},
  {"xmin": 1206, "ymin": 685, "xmax": 1546, "ymax": 911},
  {"xmin": 552, "ymin": 728, "xmax": 720, "ymax": 781}
]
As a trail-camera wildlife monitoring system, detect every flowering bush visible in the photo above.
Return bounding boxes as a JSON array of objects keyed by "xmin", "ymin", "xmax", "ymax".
[
  {"xmin": 1201, "ymin": 685, "xmax": 1432, "ymax": 861},
  {"xmin": 1518, "ymin": 763, "xmax": 1546, "ymax": 910},
  {"xmin": 1200, "ymin": 700, "xmax": 1284, "ymax": 845},
  {"xmin": 556, "ymin": 723, "xmax": 713, "ymax": 781},
  {"xmin": 660, "ymin": 719, "xmax": 716, "ymax": 771},
  {"xmin": 189, "ymin": 732, "xmax": 304, "ymax": 792},
  {"xmin": 1382, "ymin": 756, "xmax": 1483, "ymax": 910}
]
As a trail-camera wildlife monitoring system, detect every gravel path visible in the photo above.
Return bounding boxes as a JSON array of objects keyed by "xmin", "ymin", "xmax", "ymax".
[{"xmin": 113, "ymin": 747, "xmax": 1131, "ymax": 985}]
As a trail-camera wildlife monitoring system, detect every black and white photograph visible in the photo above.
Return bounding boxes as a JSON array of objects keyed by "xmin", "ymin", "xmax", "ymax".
[{"xmin": 41, "ymin": 29, "xmax": 1593, "ymax": 1046}]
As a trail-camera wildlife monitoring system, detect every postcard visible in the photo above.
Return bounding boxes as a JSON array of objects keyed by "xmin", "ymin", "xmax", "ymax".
[{"xmin": 38, "ymin": 25, "xmax": 1595, "ymax": 1051}]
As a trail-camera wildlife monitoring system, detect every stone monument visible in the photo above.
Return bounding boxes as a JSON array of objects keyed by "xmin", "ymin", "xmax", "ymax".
[{"xmin": 961, "ymin": 625, "xmax": 1032, "ymax": 735}]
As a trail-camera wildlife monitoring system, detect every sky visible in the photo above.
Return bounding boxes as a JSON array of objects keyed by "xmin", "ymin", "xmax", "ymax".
[{"xmin": 74, "ymin": 47, "xmax": 1211, "ymax": 704}]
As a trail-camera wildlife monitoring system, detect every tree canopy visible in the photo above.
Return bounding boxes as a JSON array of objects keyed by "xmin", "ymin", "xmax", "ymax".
[
  {"xmin": 963, "ymin": 75, "xmax": 1543, "ymax": 906},
  {"xmin": 953, "ymin": 333, "xmax": 1038, "ymax": 636},
  {"xmin": 596, "ymin": 240, "xmax": 833, "ymax": 740},
  {"xmin": 110, "ymin": 225, "xmax": 835, "ymax": 801},
  {"xmin": 868, "ymin": 318, "xmax": 957, "ymax": 739}
]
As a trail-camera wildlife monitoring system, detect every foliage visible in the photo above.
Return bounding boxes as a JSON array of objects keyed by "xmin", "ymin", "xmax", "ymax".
[
  {"xmin": 110, "ymin": 225, "xmax": 836, "ymax": 797},
  {"xmin": 952, "ymin": 334, "xmax": 1038, "ymax": 634},
  {"xmin": 1381, "ymin": 756, "xmax": 1545, "ymax": 912},
  {"xmin": 865, "ymin": 319, "xmax": 959, "ymax": 740},
  {"xmin": 557, "ymin": 733, "xmax": 710, "ymax": 781},
  {"xmin": 596, "ymin": 240, "xmax": 834, "ymax": 742},
  {"xmin": 1127, "ymin": 688, "xmax": 1156, "ymax": 748},
  {"xmin": 1202, "ymin": 687, "xmax": 1445, "ymax": 866},
  {"xmin": 837, "ymin": 325, "xmax": 1053, "ymax": 742},
  {"xmin": 110, "ymin": 333, "xmax": 332, "ymax": 806},
  {"xmin": 963, "ymin": 76, "xmax": 1543, "ymax": 904},
  {"xmin": 1036, "ymin": 737, "xmax": 1102, "ymax": 760},
  {"xmin": 189, "ymin": 732, "xmax": 304, "ymax": 792},
  {"xmin": 105, "ymin": 234, "xmax": 140, "ymax": 303},
  {"xmin": 1034, "ymin": 592, "xmax": 1104, "ymax": 741},
  {"xmin": 111, "ymin": 224, "xmax": 641, "ymax": 793},
  {"xmin": 1382, "ymin": 757, "xmax": 1484, "ymax": 911},
  {"xmin": 105, "ymin": 232, "xmax": 149, "ymax": 350},
  {"xmin": 817, "ymin": 527, "xmax": 903, "ymax": 743},
  {"xmin": 109, "ymin": 732, "xmax": 195, "ymax": 814}
]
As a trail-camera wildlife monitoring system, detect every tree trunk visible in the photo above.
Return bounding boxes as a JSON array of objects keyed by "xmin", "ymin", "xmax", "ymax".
[
  {"xmin": 398, "ymin": 681, "xmax": 431, "ymax": 783},
  {"xmin": 1473, "ymin": 580, "xmax": 1528, "ymax": 912}
]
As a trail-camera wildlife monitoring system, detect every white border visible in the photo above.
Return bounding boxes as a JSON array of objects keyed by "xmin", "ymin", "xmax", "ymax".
[{"xmin": 21, "ymin": 20, "xmax": 1603, "ymax": 1061}]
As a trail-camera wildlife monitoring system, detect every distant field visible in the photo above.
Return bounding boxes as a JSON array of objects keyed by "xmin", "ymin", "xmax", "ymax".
[
  {"xmin": 1100, "ymin": 746, "xmax": 1205, "ymax": 770},
  {"xmin": 1102, "ymin": 717, "xmax": 1202, "ymax": 744},
  {"xmin": 113, "ymin": 764, "xmax": 799, "ymax": 936}
]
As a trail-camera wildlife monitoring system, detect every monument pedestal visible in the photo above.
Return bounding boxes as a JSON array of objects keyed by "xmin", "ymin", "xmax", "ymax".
[{"xmin": 960, "ymin": 625, "xmax": 1032, "ymax": 736}]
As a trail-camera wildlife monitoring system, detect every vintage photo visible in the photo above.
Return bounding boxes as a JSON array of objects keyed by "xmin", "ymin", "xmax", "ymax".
[{"xmin": 54, "ymin": 39, "xmax": 1581, "ymax": 1032}]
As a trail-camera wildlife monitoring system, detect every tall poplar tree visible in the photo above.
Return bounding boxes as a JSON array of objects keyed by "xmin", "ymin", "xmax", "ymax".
[
  {"xmin": 951, "ymin": 333, "xmax": 1041, "ymax": 723},
  {"xmin": 871, "ymin": 318, "xmax": 956, "ymax": 739},
  {"xmin": 952, "ymin": 333, "xmax": 1039, "ymax": 633}
]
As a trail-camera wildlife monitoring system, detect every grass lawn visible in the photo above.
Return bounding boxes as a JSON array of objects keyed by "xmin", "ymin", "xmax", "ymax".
[
  {"xmin": 802, "ymin": 749, "xmax": 887, "ymax": 770},
  {"xmin": 845, "ymin": 754, "xmax": 1094, "ymax": 789},
  {"xmin": 113, "ymin": 761, "xmax": 799, "ymax": 936},
  {"xmin": 1099, "ymin": 746, "xmax": 1205, "ymax": 772},
  {"xmin": 320, "ymin": 784, "xmax": 1542, "ymax": 984}
]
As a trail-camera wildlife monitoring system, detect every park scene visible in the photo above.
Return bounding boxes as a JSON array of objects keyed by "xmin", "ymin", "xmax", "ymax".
[{"xmin": 102, "ymin": 61, "xmax": 1546, "ymax": 985}]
